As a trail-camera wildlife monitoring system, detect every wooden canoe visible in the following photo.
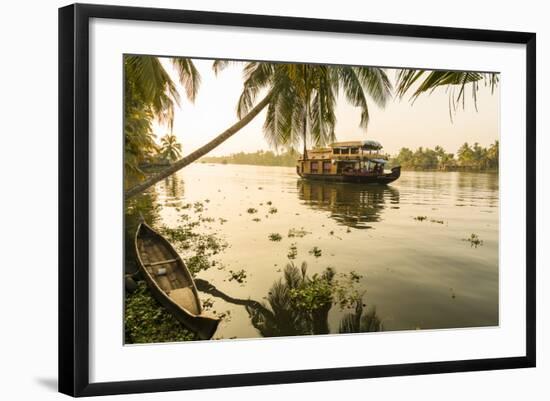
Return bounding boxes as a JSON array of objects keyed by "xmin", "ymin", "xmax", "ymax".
[{"xmin": 135, "ymin": 222, "xmax": 220, "ymax": 340}]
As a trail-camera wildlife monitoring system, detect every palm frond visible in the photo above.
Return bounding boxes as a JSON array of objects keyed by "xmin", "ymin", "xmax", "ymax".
[
  {"xmin": 171, "ymin": 57, "xmax": 201, "ymax": 102},
  {"xmin": 237, "ymin": 62, "xmax": 276, "ymax": 118},
  {"xmin": 212, "ymin": 59, "xmax": 234, "ymax": 75},
  {"xmin": 334, "ymin": 66, "xmax": 372, "ymax": 129}
]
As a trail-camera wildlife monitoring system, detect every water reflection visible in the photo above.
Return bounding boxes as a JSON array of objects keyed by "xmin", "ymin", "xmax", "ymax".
[
  {"xmin": 297, "ymin": 180, "xmax": 400, "ymax": 229},
  {"xmin": 455, "ymin": 172, "xmax": 499, "ymax": 208},
  {"xmin": 197, "ymin": 263, "xmax": 382, "ymax": 337},
  {"xmin": 125, "ymin": 166, "xmax": 499, "ymax": 340},
  {"xmin": 124, "ymin": 190, "xmax": 161, "ymax": 274},
  {"xmin": 160, "ymin": 175, "xmax": 185, "ymax": 206}
]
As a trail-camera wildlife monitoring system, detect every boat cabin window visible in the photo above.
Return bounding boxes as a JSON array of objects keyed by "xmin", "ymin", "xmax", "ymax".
[
  {"xmin": 341, "ymin": 148, "xmax": 350, "ymax": 155},
  {"xmin": 333, "ymin": 148, "xmax": 341, "ymax": 154},
  {"xmin": 310, "ymin": 161, "xmax": 319, "ymax": 173},
  {"xmin": 323, "ymin": 161, "xmax": 331, "ymax": 173},
  {"xmin": 350, "ymin": 147, "xmax": 359, "ymax": 154}
]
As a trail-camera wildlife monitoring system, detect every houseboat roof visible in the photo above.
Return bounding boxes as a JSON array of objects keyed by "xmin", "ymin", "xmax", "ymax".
[{"xmin": 330, "ymin": 140, "xmax": 383, "ymax": 150}]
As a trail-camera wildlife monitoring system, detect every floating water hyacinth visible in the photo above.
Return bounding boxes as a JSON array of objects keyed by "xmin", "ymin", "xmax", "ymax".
[
  {"xmin": 288, "ymin": 228, "xmax": 310, "ymax": 238},
  {"xmin": 464, "ymin": 233, "xmax": 483, "ymax": 247},
  {"xmin": 309, "ymin": 246, "xmax": 322, "ymax": 258},
  {"xmin": 228, "ymin": 269, "xmax": 247, "ymax": 284},
  {"xmin": 287, "ymin": 243, "xmax": 298, "ymax": 260},
  {"xmin": 268, "ymin": 233, "xmax": 283, "ymax": 241}
]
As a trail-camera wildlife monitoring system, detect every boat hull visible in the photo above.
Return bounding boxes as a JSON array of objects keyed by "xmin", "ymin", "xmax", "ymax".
[
  {"xmin": 298, "ymin": 166, "xmax": 401, "ymax": 185},
  {"xmin": 135, "ymin": 222, "xmax": 220, "ymax": 340}
]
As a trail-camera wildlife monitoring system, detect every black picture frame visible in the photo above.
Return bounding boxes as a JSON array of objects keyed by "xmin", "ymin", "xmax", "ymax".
[{"xmin": 59, "ymin": 3, "xmax": 536, "ymax": 397}]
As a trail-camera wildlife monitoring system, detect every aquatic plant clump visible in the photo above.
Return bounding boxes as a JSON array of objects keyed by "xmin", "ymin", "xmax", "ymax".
[
  {"xmin": 268, "ymin": 233, "xmax": 283, "ymax": 242},
  {"xmin": 464, "ymin": 233, "xmax": 483, "ymax": 247},
  {"xmin": 414, "ymin": 216, "xmax": 427, "ymax": 221},
  {"xmin": 161, "ymin": 220, "xmax": 228, "ymax": 275},
  {"xmin": 309, "ymin": 246, "xmax": 322, "ymax": 258},
  {"xmin": 288, "ymin": 228, "xmax": 310, "ymax": 238},
  {"xmin": 125, "ymin": 281, "xmax": 197, "ymax": 344},
  {"xmin": 247, "ymin": 207, "xmax": 258, "ymax": 214},
  {"xmin": 228, "ymin": 269, "xmax": 248, "ymax": 284},
  {"xmin": 193, "ymin": 201, "xmax": 205, "ymax": 213},
  {"xmin": 287, "ymin": 243, "xmax": 298, "ymax": 260},
  {"xmin": 289, "ymin": 273, "xmax": 333, "ymax": 313}
]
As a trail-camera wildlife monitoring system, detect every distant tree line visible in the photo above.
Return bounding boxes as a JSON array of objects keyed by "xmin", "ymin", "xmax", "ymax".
[
  {"xmin": 390, "ymin": 141, "xmax": 499, "ymax": 171},
  {"xmin": 201, "ymin": 150, "xmax": 298, "ymax": 167},
  {"xmin": 200, "ymin": 142, "xmax": 498, "ymax": 171}
]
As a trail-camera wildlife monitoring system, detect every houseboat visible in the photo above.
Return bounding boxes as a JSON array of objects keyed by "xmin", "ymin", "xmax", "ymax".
[{"xmin": 296, "ymin": 140, "xmax": 401, "ymax": 184}]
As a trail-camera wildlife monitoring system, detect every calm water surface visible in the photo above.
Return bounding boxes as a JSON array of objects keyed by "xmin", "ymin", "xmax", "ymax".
[{"xmin": 141, "ymin": 163, "xmax": 498, "ymax": 339}]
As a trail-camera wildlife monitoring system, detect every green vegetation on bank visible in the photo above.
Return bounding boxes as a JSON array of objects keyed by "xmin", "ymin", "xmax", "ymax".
[
  {"xmin": 124, "ymin": 56, "xmax": 199, "ymax": 186},
  {"xmin": 390, "ymin": 141, "xmax": 499, "ymax": 171},
  {"xmin": 201, "ymin": 150, "xmax": 298, "ymax": 167},
  {"xmin": 125, "ymin": 281, "xmax": 197, "ymax": 344},
  {"xmin": 200, "ymin": 141, "xmax": 499, "ymax": 171}
]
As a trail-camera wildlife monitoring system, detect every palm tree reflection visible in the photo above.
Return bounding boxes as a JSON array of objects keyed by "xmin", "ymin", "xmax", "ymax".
[
  {"xmin": 197, "ymin": 262, "xmax": 382, "ymax": 337},
  {"xmin": 297, "ymin": 180, "xmax": 399, "ymax": 229},
  {"xmin": 338, "ymin": 302, "xmax": 382, "ymax": 334},
  {"xmin": 162, "ymin": 174, "xmax": 185, "ymax": 204},
  {"xmin": 246, "ymin": 262, "xmax": 333, "ymax": 337},
  {"xmin": 124, "ymin": 190, "xmax": 161, "ymax": 274}
]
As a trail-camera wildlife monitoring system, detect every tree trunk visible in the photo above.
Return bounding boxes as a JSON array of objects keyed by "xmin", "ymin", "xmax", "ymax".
[
  {"xmin": 302, "ymin": 133, "xmax": 307, "ymax": 160},
  {"xmin": 125, "ymin": 93, "xmax": 271, "ymax": 200},
  {"xmin": 302, "ymin": 65, "xmax": 309, "ymax": 161},
  {"xmin": 302, "ymin": 104, "xmax": 309, "ymax": 160}
]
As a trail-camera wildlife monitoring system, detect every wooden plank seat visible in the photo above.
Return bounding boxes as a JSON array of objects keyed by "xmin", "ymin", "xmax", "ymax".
[{"xmin": 144, "ymin": 258, "xmax": 178, "ymax": 267}]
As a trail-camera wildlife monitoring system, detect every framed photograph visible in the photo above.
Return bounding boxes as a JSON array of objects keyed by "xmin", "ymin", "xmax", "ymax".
[{"xmin": 58, "ymin": 3, "xmax": 536, "ymax": 397}]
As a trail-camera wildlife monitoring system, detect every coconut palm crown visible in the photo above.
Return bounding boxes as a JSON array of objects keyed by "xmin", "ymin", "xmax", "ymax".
[
  {"xmin": 159, "ymin": 133, "xmax": 183, "ymax": 162},
  {"xmin": 395, "ymin": 70, "xmax": 499, "ymax": 117},
  {"xmin": 214, "ymin": 61, "xmax": 392, "ymax": 159},
  {"xmin": 124, "ymin": 56, "xmax": 200, "ymax": 181}
]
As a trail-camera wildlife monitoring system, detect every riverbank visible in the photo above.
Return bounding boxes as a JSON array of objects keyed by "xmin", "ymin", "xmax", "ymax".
[
  {"xmin": 393, "ymin": 166, "xmax": 498, "ymax": 173},
  {"xmin": 202, "ymin": 159, "xmax": 498, "ymax": 173}
]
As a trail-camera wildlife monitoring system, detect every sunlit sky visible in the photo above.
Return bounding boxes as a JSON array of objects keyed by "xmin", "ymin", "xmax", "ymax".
[{"xmin": 152, "ymin": 58, "xmax": 499, "ymax": 157}]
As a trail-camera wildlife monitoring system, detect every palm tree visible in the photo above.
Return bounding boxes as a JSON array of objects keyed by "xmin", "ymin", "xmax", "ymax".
[
  {"xmin": 338, "ymin": 301, "xmax": 382, "ymax": 334},
  {"xmin": 125, "ymin": 61, "xmax": 392, "ymax": 199},
  {"xmin": 124, "ymin": 56, "xmax": 200, "ymax": 181},
  {"xmin": 159, "ymin": 133, "xmax": 182, "ymax": 162},
  {"xmin": 395, "ymin": 69, "xmax": 499, "ymax": 117},
  {"xmin": 457, "ymin": 142, "xmax": 474, "ymax": 166},
  {"xmin": 487, "ymin": 140, "xmax": 499, "ymax": 169}
]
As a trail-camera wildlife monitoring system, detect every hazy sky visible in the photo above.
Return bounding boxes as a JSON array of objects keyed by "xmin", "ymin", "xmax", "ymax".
[{"xmin": 153, "ymin": 58, "xmax": 499, "ymax": 156}]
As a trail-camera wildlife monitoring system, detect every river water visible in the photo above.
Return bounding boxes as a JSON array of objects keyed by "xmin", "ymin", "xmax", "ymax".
[{"xmin": 129, "ymin": 163, "xmax": 499, "ymax": 340}]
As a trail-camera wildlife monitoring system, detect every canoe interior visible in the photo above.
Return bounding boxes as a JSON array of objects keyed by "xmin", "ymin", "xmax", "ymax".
[{"xmin": 136, "ymin": 225, "xmax": 201, "ymax": 316}]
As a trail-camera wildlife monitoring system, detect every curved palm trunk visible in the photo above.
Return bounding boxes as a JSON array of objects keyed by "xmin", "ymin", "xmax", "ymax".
[
  {"xmin": 302, "ymin": 119, "xmax": 308, "ymax": 160},
  {"xmin": 125, "ymin": 94, "xmax": 271, "ymax": 200},
  {"xmin": 302, "ymin": 66, "xmax": 309, "ymax": 161}
]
